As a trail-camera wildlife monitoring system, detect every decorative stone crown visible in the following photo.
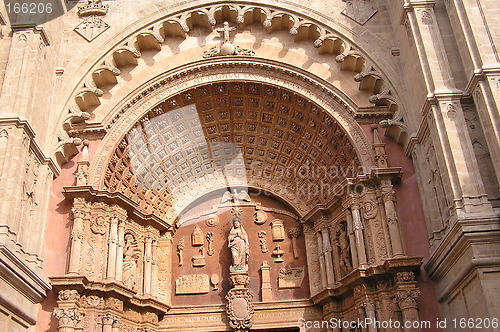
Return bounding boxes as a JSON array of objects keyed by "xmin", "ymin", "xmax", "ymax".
[{"xmin": 78, "ymin": 0, "xmax": 109, "ymax": 17}]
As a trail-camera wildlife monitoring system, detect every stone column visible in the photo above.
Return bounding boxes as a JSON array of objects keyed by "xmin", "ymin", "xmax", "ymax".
[
  {"xmin": 68, "ymin": 198, "xmax": 86, "ymax": 275},
  {"xmin": 321, "ymin": 226, "xmax": 336, "ymax": 285},
  {"xmin": 260, "ymin": 261, "xmax": 272, "ymax": 302},
  {"xmin": 380, "ymin": 179, "xmax": 405, "ymax": 257},
  {"xmin": 54, "ymin": 290, "xmax": 81, "ymax": 332},
  {"xmin": 446, "ymin": 0, "xmax": 500, "ymax": 185},
  {"xmin": 377, "ymin": 193, "xmax": 393, "ymax": 258},
  {"xmin": 364, "ymin": 301, "xmax": 377, "ymax": 332},
  {"xmin": 106, "ymin": 215, "xmax": 119, "ymax": 280},
  {"xmin": 102, "ymin": 314, "xmax": 115, "ymax": 332},
  {"xmin": 288, "ymin": 227, "xmax": 301, "ymax": 259},
  {"xmin": 344, "ymin": 208, "xmax": 359, "ymax": 268},
  {"xmin": 115, "ymin": 221, "xmax": 125, "ymax": 282},
  {"xmin": 396, "ymin": 289, "xmax": 421, "ymax": 332},
  {"xmin": 351, "ymin": 202, "xmax": 368, "ymax": 265},
  {"xmin": 143, "ymin": 236, "xmax": 153, "ymax": 295},
  {"xmin": 151, "ymin": 240, "xmax": 158, "ymax": 297},
  {"xmin": 54, "ymin": 308, "xmax": 81, "ymax": 332},
  {"xmin": 405, "ymin": 1, "xmax": 492, "ymax": 215},
  {"xmin": 316, "ymin": 231, "xmax": 328, "ymax": 288}
]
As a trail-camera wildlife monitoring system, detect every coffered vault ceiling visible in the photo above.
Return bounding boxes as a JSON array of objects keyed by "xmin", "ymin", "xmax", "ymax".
[{"xmin": 103, "ymin": 82, "xmax": 361, "ymax": 220}]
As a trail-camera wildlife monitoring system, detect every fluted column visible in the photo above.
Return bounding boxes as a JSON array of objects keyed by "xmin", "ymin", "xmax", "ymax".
[
  {"xmin": 344, "ymin": 208, "xmax": 359, "ymax": 268},
  {"xmin": 143, "ymin": 236, "xmax": 153, "ymax": 295},
  {"xmin": 321, "ymin": 226, "xmax": 335, "ymax": 285},
  {"xmin": 115, "ymin": 221, "xmax": 125, "ymax": 282},
  {"xmin": 380, "ymin": 179, "xmax": 405, "ymax": 257},
  {"xmin": 68, "ymin": 198, "xmax": 86, "ymax": 275},
  {"xmin": 350, "ymin": 202, "xmax": 368, "ymax": 265},
  {"xmin": 106, "ymin": 215, "xmax": 119, "ymax": 279},
  {"xmin": 316, "ymin": 231, "xmax": 327, "ymax": 288}
]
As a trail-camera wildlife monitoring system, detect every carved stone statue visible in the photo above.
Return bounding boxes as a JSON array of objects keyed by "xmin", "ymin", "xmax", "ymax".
[
  {"xmin": 228, "ymin": 217, "xmax": 249, "ymax": 273},
  {"xmin": 122, "ymin": 233, "xmax": 140, "ymax": 291},
  {"xmin": 337, "ymin": 222, "xmax": 352, "ymax": 275}
]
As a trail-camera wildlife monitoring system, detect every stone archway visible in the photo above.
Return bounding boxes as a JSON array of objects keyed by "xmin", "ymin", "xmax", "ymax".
[{"xmin": 53, "ymin": 59, "xmax": 425, "ymax": 331}]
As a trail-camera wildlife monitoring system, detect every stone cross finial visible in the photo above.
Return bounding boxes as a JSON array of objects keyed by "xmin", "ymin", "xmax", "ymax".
[{"xmin": 216, "ymin": 21, "xmax": 235, "ymax": 43}]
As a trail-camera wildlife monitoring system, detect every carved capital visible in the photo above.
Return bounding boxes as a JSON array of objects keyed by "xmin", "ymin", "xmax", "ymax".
[
  {"xmin": 102, "ymin": 313, "xmax": 119, "ymax": 326},
  {"xmin": 54, "ymin": 307, "xmax": 81, "ymax": 329},
  {"xmin": 395, "ymin": 289, "xmax": 420, "ymax": 310},
  {"xmin": 288, "ymin": 227, "xmax": 301, "ymax": 239}
]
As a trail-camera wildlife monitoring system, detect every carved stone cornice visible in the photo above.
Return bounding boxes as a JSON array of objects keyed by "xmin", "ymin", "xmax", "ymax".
[
  {"xmin": 62, "ymin": 186, "xmax": 174, "ymax": 231},
  {"xmin": 309, "ymin": 257, "xmax": 422, "ymax": 305},
  {"xmin": 50, "ymin": 276, "xmax": 170, "ymax": 314}
]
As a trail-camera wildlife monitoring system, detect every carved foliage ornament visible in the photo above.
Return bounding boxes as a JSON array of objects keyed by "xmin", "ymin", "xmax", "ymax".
[{"xmin": 226, "ymin": 288, "xmax": 254, "ymax": 332}]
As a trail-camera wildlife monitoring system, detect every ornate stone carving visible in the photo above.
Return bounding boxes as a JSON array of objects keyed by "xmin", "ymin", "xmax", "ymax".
[
  {"xmin": 74, "ymin": 0, "xmax": 110, "ymax": 42},
  {"xmin": 254, "ymin": 210, "xmax": 267, "ymax": 225},
  {"xmin": 226, "ymin": 288, "xmax": 254, "ymax": 332},
  {"xmin": 80, "ymin": 295, "xmax": 103, "ymax": 309},
  {"xmin": 396, "ymin": 271, "xmax": 415, "ymax": 283},
  {"xmin": 191, "ymin": 247, "xmax": 206, "ymax": 267},
  {"xmin": 191, "ymin": 225, "xmax": 204, "ymax": 246},
  {"xmin": 341, "ymin": 0, "xmax": 378, "ymax": 25},
  {"xmin": 90, "ymin": 215, "xmax": 107, "ymax": 235},
  {"xmin": 202, "ymin": 22, "xmax": 255, "ymax": 58},
  {"xmin": 58, "ymin": 289, "xmax": 80, "ymax": 302},
  {"xmin": 205, "ymin": 214, "xmax": 219, "ymax": 227},
  {"xmin": 122, "ymin": 233, "xmax": 140, "ymax": 291},
  {"xmin": 288, "ymin": 227, "xmax": 301, "ymax": 259},
  {"xmin": 272, "ymin": 244, "xmax": 284, "ymax": 263},
  {"xmin": 222, "ymin": 190, "xmax": 252, "ymax": 204},
  {"xmin": 278, "ymin": 267, "xmax": 305, "ymax": 289},
  {"xmin": 104, "ymin": 297, "xmax": 123, "ymax": 311},
  {"xmin": 206, "ymin": 232, "xmax": 214, "ymax": 256},
  {"xmin": 175, "ymin": 274, "xmax": 210, "ymax": 294},
  {"xmin": 257, "ymin": 230, "xmax": 269, "ymax": 253},
  {"xmin": 335, "ymin": 221, "xmax": 352, "ymax": 276},
  {"xmin": 229, "ymin": 217, "xmax": 249, "ymax": 273},
  {"xmin": 177, "ymin": 236, "xmax": 185, "ymax": 266},
  {"xmin": 270, "ymin": 219, "xmax": 285, "ymax": 241},
  {"xmin": 54, "ymin": 308, "xmax": 81, "ymax": 330},
  {"xmin": 229, "ymin": 274, "xmax": 250, "ymax": 288},
  {"xmin": 210, "ymin": 273, "xmax": 220, "ymax": 291},
  {"xmin": 396, "ymin": 289, "xmax": 420, "ymax": 311}
]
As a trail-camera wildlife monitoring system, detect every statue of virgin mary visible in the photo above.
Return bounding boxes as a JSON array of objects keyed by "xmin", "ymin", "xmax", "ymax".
[{"xmin": 228, "ymin": 217, "xmax": 249, "ymax": 273}]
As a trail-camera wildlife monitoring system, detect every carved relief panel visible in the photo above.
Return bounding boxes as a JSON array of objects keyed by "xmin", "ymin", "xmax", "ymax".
[{"xmin": 171, "ymin": 190, "xmax": 309, "ymax": 306}]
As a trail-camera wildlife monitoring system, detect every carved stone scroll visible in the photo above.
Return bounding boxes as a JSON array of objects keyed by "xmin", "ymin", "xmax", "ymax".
[
  {"xmin": 278, "ymin": 267, "xmax": 305, "ymax": 289},
  {"xmin": 175, "ymin": 274, "xmax": 210, "ymax": 294}
]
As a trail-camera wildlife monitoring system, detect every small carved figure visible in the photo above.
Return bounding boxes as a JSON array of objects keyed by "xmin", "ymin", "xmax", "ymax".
[
  {"xmin": 122, "ymin": 233, "xmax": 140, "ymax": 291},
  {"xmin": 191, "ymin": 225, "xmax": 204, "ymax": 246},
  {"xmin": 258, "ymin": 230, "xmax": 268, "ymax": 253},
  {"xmin": 177, "ymin": 237, "xmax": 185, "ymax": 266},
  {"xmin": 337, "ymin": 222, "xmax": 352, "ymax": 275},
  {"xmin": 206, "ymin": 232, "xmax": 214, "ymax": 256},
  {"xmin": 228, "ymin": 217, "xmax": 249, "ymax": 272},
  {"xmin": 272, "ymin": 244, "xmax": 284, "ymax": 263}
]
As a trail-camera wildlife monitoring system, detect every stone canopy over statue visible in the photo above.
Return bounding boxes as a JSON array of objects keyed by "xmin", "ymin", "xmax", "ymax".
[{"xmin": 228, "ymin": 216, "xmax": 249, "ymax": 273}]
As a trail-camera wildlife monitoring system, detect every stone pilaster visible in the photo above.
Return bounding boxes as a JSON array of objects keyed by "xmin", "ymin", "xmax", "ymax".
[{"xmin": 68, "ymin": 198, "xmax": 86, "ymax": 275}]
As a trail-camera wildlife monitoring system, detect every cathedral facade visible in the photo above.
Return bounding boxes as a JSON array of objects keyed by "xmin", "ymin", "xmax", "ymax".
[{"xmin": 0, "ymin": 0, "xmax": 499, "ymax": 331}]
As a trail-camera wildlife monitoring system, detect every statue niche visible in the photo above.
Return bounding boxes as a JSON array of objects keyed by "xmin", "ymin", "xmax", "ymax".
[
  {"xmin": 122, "ymin": 233, "xmax": 141, "ymax": 291},
  {"xmin": 335, "ymin": 221, "xmax": 353, "ymax": 276},
  {"xmin": 228, "ymin": 217, "xmax": 249, "ymax": 273}
]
